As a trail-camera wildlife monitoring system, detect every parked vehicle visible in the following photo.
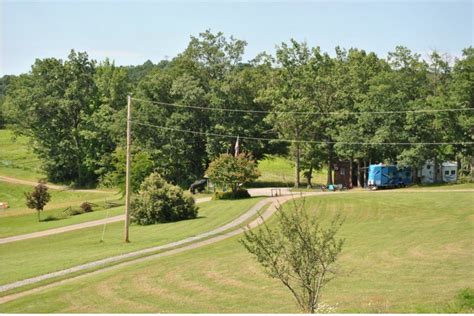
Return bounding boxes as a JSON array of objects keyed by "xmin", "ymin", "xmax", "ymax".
[{"xmin": 368, "ymin": 164, "xmax": 412, "ymax": 189}]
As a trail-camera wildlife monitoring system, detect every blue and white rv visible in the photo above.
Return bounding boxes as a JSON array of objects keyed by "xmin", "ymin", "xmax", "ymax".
[{"xmin": 368, "ymin": 164, "xmax": 412, "ymax": 189}]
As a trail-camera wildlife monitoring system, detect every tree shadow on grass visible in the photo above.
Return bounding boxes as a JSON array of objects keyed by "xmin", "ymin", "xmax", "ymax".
[{"xmin": 41, "ymin": 215, "xmax": 63, "ymax": 222}]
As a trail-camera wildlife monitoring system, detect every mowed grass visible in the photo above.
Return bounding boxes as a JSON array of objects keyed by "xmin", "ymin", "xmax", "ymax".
[
  {"xmin": 1, "ymin": 191, "xmax": 472, "ymax": 313},
  {"xmin": 0, "ymin": 205, "xmax": 124, "ymax": 238},
  {"xmin": 255, "ymin": 154, "xmax": 326, "ymax": 187},
  {"xmin": 0, "ymin": 181, "xmax": 117, "ymax": 215},
  {"xmin": 0, "ymin": 130, "xmax": 45, "ymax": 181},
  {"xmin": 0, "ymin": 197, "xmax": 263, "ymax": 286},
  {"xmin": 0, "ymin": 181, "xmax": 121, "ymax": 237}
]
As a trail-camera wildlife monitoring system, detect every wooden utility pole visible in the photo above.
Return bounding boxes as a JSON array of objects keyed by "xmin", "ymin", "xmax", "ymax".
[{"xmin": 124, "ymin": 95, "xmax": 132, "ymax": 242}]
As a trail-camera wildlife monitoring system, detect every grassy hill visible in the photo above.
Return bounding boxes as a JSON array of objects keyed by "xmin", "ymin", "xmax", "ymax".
[
  {"xmin": 0, "ymin": 130, "xmax": 45, "ymax": 181},
  {"xmin": 0, "ymin": 197, "xmax": 264, "ymax": 286},
  {"xmin": 255, "ymin": 154, "xmax": 327, "ymax": 187},
  {"xmin": 2, "ymin": 190, "xmax": 472, "ymax": 313}
]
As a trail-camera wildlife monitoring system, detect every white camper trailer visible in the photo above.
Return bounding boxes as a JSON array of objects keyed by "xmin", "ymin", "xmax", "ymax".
[
  {"xmin": 418, "ymin": 160, "xmax": 458, "ymax": 184},
  {"xmin": 418, "ymin": 161, "xmax": 439, "ymax": 184},
  {"xmin": 441, "ymin": 162, "xmax": 458, "ymax": 183}
]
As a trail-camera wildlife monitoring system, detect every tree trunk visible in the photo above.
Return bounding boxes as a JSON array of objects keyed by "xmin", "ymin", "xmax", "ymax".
[
  {"xmin": 413, "ymin": 166, "xmax": 419, "ymax": 184},
  {"xmin": 327, "ymin": 144, "xmax": 333, "ymax": 185},
  {"xmin": 307, "ymin": 166, "xmax": 313, "ymax": 188},
  {"xmin": 37, "ymin": 210, "xmax": 41, "ymax": 222},
  {"xmin": 357, "ymin": 159, "xmax": 363, "ymax": 187},
  {"xmin": 349, "ymin": 158, "xmax": 353, "ymax": 189},
  {"xmin": 294, "ymin": 142, "xmax": 301, "ymax": 188},
  {"xmin": 433, "ymin": 157, "xmax": 438, "ymax": 183},
  {"xmin": 363, "ymin": 159, "xmax": 367, "ymax": 188}
]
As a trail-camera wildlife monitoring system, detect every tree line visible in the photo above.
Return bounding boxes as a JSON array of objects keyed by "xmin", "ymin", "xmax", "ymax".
[{"xmin": 0, "ymin": 30, "xmax": 472, "ymax": 188}]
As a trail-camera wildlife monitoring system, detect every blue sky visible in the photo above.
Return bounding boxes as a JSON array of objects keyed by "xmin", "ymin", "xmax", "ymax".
[{"xmin": 1, "ymin": 0, "xmax": 472, "ymax": 75}]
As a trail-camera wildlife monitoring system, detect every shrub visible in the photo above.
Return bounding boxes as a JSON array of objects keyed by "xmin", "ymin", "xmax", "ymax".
[
  {"xmin": 80, "ymin": 202, "xmax": 93, "ymax": 213},
  {"xmin": 131, "ymin": 172, "xmax": 198, "ymax": 225},
  {"xmin": 458, "ymin": 174, "xmax": 473, "ymax": 184},
  {"xmin": 206, "ymin": 153, "xmax": 260, "ymax": 195},
  {"xmin": 213, "ymin": 189, "xmax": 251, "ymax": 200}
]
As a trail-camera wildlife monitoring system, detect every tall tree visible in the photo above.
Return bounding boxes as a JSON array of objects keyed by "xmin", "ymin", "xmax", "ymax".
[
  {"xmin": 5, "ymin": 50, "xmax": 99, "ymax": 185},
  {"xmin": 262, "ymin": 40, "xmax": 315, "ymax": 187}
]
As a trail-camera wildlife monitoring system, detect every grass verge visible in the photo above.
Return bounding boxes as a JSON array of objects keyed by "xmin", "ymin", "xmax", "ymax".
[{"xmin": 1, "ymin": 191, "xmax": 470, "ymax": 312}]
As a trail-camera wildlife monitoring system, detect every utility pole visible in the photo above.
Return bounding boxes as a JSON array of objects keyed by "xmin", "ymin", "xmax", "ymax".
[{"xmin": 124, "ymin": 95, "xmax": 132, "ymax": 242}]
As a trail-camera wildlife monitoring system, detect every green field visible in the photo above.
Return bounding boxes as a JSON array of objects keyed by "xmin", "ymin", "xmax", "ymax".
[
  {"xmin": 255, "ymin": 154, "xmax": 326, "ymax": 187},
  {"xmin": 0, "ymin": 130, "xmax": 45, "ymax": 181},
  {"xmin": 1, "ymin": 191, "xmax": 472, "ymax": 313},
  {"xmin": 0, "ymin": 197, "xmax": 263, "ymax": 286},
  {"xmin": 0, "ymin": 181, "xmax": 117, "ymax": 216}
]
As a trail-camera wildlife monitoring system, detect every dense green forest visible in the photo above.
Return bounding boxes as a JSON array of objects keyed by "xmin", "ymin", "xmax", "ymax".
[{"xmin": 0, "ymin": 30, "xmax": 472, "ymax": 188}]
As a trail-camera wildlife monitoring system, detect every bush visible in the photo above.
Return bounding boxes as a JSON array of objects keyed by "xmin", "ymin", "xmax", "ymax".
[
  {"xmin": 80, "ymin": 202, "xmax": 93, "ymax": 213},
  {"xmin": 458, "ymin": 174, "xmax": 473, "ymax": 184},
  {"xmin": 213, "ymin": 189, "xmax": 251, "ymax": 200},
  {"xmin": 206, "ymin": 153, "xmax": 260, "ymax": 194},
  {"xmin": 131, "ymin": 172, "xmax": 198, "ymax": 225}
]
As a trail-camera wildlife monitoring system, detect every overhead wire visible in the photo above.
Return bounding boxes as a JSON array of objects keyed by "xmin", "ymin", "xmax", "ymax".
[
  {"xmin": 131, "ymin": 121, "xmax": 474, "ymax": 146},
  {"xmin": 131, "ymin": 97, "xmax": 474, "ymax": 116}
]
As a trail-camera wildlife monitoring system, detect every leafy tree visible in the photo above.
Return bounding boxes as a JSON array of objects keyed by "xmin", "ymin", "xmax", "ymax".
[
  {"xmin": 448, "ymin": 47, "xmax": 474, "ymax": 177},
  {"xmin": 4, "ymin": 50, "xmax": 99, "ymax": 186},
  {"xmin": 131, "ymin": 172, "xmax": 198, "ymax": 225},
  {"xmin": 241, "ymin": 199, "xmax": 344, "ymax": 313},
  {"xmin": 0, "ymin": 75, "xmax": 14, "ymax": 128},
  {"xmin": 84, "ymin": 59, "xmax": 130, "ymax": 182},
  {"xmin": 125, "ymin": 60, "xmax": 158, "ymax": 85},
  {"xmin": 100, "ymin": 147, "xmax": 154, "ymax": 194},
  {"xmin": 25, "ymin": 181, "xmax": 51, "ymax": 222},
  {"xmin": 261, "ymin": 40, "xmax": 316, "ymax": 187},
  {"xmin": 333, "ymin": 49, "xmax": 386, "ymax": 186},
  {"xmin": 206, "ymin": 153, "xmax": 260, "ymax": 195}
]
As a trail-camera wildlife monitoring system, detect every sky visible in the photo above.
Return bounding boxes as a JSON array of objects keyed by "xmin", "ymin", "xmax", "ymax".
[{"xmin": 1, "ymin": 0, "xmax": 472, "ymax": 75}]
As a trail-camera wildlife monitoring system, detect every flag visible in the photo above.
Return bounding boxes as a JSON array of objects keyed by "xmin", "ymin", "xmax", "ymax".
[{"xmin": 235, "ymin": 136, "xmax": 240, "ymax": 157}]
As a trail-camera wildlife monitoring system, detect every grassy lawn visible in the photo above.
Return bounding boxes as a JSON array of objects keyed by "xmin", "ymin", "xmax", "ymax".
[
  {"xmin": 0, "ymin": 205, "xmax": 124, "ymax": 238},
  {"xmin": 0, "ymin": 130, "xmax": 45, "ymax": 181},
  {"xmin": 402, "ymin": 182, "xmax": 474, "ymax": 190},
  {"xmin": 0, "ymin": 197, "xmax": 263, "ymax": 286},
  {"xmin": 2, "ymin": 191, "xmax": 471, "ymax": 313},
  {"xmin": 0, "ymin": 181, "xmax": 118, "ymax": 216},
  {"xmin": 0, "ymin": 181, "xmax": 122, "ymax": 237},
  {"xmin": 255, "ymin": 154, "xmax": 326, "ymax": 187}
]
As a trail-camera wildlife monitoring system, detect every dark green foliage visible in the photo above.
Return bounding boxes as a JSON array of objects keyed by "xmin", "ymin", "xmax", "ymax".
[
  {"xmin": 131, "ymin": 172, "xmax": 198, "ymax": 225},
  {"xmin": 25, "ymin": 181, "xmax": 51, "ymax": 222},
  {"xmin": 4, "ymin": 53, "xmax": 129, "ymax": 186},
  {"xmin": 213, "ymin": 189, "xmax": 250, "ymax": 200},
  {"xmin": 455, "ymin": 288, "xmax": 474, "ymax": 311},
  {"xmin": 3, "ymin": 31, "xmax": 472, "ymax": 188},
  {"xmin": 435, "ymin": 288, "xmax": 474, "ymax": 313},
  {"xmin": 125, "ymin": 60, "xmax": 159, "ymax": 85},
  {"xmin": 100, "ymin": 147, "xmax": 154, "ymax": 194},
  {"xmin": 0, "ymin": 75, "xmax": 14, "ymax": 128}
]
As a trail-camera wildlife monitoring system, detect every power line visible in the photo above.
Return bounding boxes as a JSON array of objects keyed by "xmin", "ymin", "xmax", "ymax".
[
  {"xmin": 131, "ymin": 97, "xmax": 474, "ymax": 116},
  {"xmin": 132, "ymin": 121, "xmax": 474, "ymax": 146}
]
